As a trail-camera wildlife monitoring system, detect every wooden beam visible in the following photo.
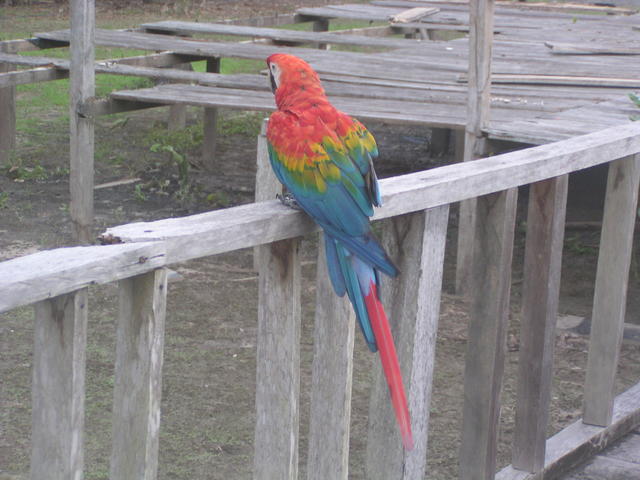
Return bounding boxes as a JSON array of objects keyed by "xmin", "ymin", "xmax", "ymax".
[
  {"xmin": 512, "ymin": 175, "xmax": 568, "ymax": 472},
  {"xmin": 31, "ymin": 289, "xmax": 88, "ymax": 480},
  {"xmin": 496, "ymin": 381, "xmax": 640, "ymax": 480},
  {"xmin": 202, "ymin": 57, "xmax": 221, "ymax": 170},
  {"xmin": 254, "ymin": 119, "xmax": 282, "ymax": 270},
  {"xmin": 306, "ymin": 237, "xmax": 355, "ymax": 480},
  {"xmin": 455, "ymin": 0, "xmax": 495, "ymax": 295},
  {"xmin": 584, "ymin": 154, "xmax": 640, "ymax": 426},
  {"xmin": 459, "ymin": 187, "xmax": 517, "ymax": 480},
  {"xmin": 69, "ymin": 0, "xmax": 96, "ymax": 244},
  {"xmin": 253, "ymin": 237, "xmax": 302, "ymax": 480},
  {"xmin": 0, "ymin": 44, "xmax": 16, "ymax": 166},
  {"xmin": 101, "ymin": 122, "xmax": 640, "ymax": 264},
  {"xmin": 0, "ymin": 242, "xmax": 165, "ymax": 313},
  {"xmin": 110, "ymin": 269, "xmax": 168, "ymax": 480},
  {"xmin": 366, "ymin": 206, "xmax": 449, "ymax": 479}
]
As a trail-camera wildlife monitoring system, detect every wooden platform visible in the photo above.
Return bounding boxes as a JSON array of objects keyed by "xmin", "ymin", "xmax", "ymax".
[
  {"xmin": 21, "ymin": 1, "xmax": 636, "ymax": 146},
  {"xmin": 563, "ymin": 429, "xmax": 640, "ymax": 480}
]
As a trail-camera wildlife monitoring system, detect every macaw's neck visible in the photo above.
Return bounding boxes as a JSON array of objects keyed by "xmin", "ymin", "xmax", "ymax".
[{"xmin": 274, "ymin": 80, "xmax": 329, "ymax": 111}]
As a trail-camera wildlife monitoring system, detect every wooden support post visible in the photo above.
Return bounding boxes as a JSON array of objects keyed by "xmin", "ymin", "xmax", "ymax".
[
  {"xmin": 307, "ymin": 236, "xmax": 355, "ymax": 480},
  {"xmin": 456, "ymin": 0, "xmax": 495, "ymax": 295},
  {"xmin": 110, "ymin": 269, "xmax": 168, "ymax": 480},
  {"xmin": 167, "ymin": 63, "xmax": 194, "ymax": 131},
  {"xmin": 584, "ymin": 154, "xmax": 640, "ymax": 427},
  {"xmin": 313, "ymin": 18, "xmax": 330, "ymax": 50},
  {"xmin": 31, "ymin": 289, "xmax": 88, "ymax": 480},
  {"xmin": 0, "ymin": 44, "xmax": 16, "ymax": 166},
  {"xmin": 70, "ymin": 0, "xmax": 95, "ymax": 244},
  {"xmin": 202, "ymin": 57, "xmax": 221, "ymax": 171},
  {"xmin": 254, "ymin": 237, "xmax": 301, "ymax": 480},
  {"xmin": 459, "ymin": 188, "xmax": 517, "ymax": 480},
  {"xmin": 167, "ymin": 104, "xmax": 187, "ymax": 131},
  {"xmin": 512, "ymin": 175, "xmax": 568, "ymax": 472},
  {"xmin": 254, "ymin": 119, "xmax": 282, "ymax": 270},
  {"xmin": 430, "ymin": 127, "xmax": 451, "ymax": 157},
  {"xmin": 366, "ymin": 205, "xmax": 449, "ymax": 479}
]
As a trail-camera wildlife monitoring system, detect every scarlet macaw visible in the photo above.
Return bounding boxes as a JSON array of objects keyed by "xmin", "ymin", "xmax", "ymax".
[{"xmin": 265, "ymin": 53, "xmax": 413, "ymax": 450}]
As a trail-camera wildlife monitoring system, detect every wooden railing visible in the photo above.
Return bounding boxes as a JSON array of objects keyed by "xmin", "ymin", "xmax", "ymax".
[{"xmin": 2, "ymin": 121, "xmax": 640, "ymax": 479}]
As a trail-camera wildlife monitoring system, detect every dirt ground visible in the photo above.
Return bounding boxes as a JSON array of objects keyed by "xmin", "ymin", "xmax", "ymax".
[{"xmin": 2, "ymin": 2, "xmax": 640, "ymax": 480}]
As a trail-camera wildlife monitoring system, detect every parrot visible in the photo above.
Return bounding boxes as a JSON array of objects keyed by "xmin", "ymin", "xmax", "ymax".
[{"xmin": 265, "ymin": 53, "xmax": 414, "ymax": 451}]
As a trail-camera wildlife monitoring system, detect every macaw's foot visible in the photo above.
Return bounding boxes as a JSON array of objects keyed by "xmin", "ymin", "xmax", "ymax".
[{"xmin": 276, "ymin": 192, "xmax": 302, "ymax": 211}]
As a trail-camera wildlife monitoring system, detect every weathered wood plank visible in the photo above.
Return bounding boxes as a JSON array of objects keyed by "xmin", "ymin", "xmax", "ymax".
[
  {"xmin": 455, "ymin": 0, "xmax": 494, "ymax": 295},
  {"xmin": 202, "ymin": 57, "xmax": 221, "ymax": 171},
  {"xmin": 254, "ymin": 119, "xmax": 282, "ymax": 270},
  {"xmin": 366, "ymin": 205, "xmax": 449, "ymax": 479},
  {"xmin": 512, "ymin": 175, "xmax": 568, "ymax": 472},
  {"xmin": 460, "ymin": 73, "xmax": 640, "ymax": 88},
  {"xmin": 254, "ymin": 238, "xmax": 302, "ymax": 480},
  {"xmin": 496, "ymin": 381, "xmax": 640, "ymax": 480},
  {"xmin": 69, "ymin": 0, "xmax": 95, "ymax": 243},
  {"xmin": 0, "ymin": 242, "xmax": 165, "ymax": 313},
  {"xmin": 110, "ymin": 269, "xmax": 168, "ymax": 480},
  {"xmin": 0, "ymin": 44, "xmax": 16, "ymax": 166},
  {"xmin": 460, "ymin": 187, "xmax": 517, "ymax": 480},
  {"xmin": 31, "ymin": 289, "xmax": 88, "ymax": 480},
  {"xmin": 140, "ymin": 20, "xmax": 420, "ymax": 49},
  {"xmin": 101, "ymin": 122, "xmax": 640, "ymax": 263},
  {"xmin": 583, "ymin": 154, "xmax": 640, "ymax": 426},
  {"xmin": 306, "ymin": 237, "xmax": 355, "ymax": 480},
  {"xmin": 546, "ymin": 41, "xmax": 640, "ymax": 55}
]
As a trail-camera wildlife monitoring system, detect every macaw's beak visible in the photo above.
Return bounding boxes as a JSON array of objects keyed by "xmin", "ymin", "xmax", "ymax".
[{"xmin": 269, "ymin": 70, "xmax": 277, "ymax": 94}]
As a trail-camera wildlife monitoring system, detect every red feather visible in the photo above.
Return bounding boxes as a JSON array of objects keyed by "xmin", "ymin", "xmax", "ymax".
[{"xmin": 364, "ymin": 282, "xmax": 414, "ymax": 450}]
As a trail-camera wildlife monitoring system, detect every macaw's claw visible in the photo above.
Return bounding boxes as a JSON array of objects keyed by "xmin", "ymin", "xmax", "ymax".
[{"xmin": 277, "ymin": 192, "xmax": 302, "ymax": 211}]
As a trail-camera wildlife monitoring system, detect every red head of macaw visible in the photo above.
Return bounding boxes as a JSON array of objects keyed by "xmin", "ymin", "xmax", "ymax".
[{"xmin": 265, "ymin": 53, "xmax": 413, "ymax": 450}]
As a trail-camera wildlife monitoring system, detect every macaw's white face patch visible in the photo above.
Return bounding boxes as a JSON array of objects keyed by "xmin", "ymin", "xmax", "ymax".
[{"xmin": 268, "ymin": 61, "xmax": 282, "ymax": 93}]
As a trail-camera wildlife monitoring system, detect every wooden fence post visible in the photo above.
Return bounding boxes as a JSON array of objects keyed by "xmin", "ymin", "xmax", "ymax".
[
  {"xmin": 110, "ymin": 268, "xmax": 168, "ymax": 480},
  {"xmin": 306, "ymin": 236, "xmax": 355, "ymax": 480},
  {"xmin": 456, "ymin": 0, "xmax": 495, "ymax": 295},
  {"xmin": 366, "ymin": 205, "xmax": 449, "ymax": 479},
  {"xmin": 31, "ymin": 289, "xmax": 88, "ymax": 480},
  {"xmin": 513, "ymin": 175, "xmax": 568, "ymax": 472},
  {"xmin": 0, "ymin": 44, "xmax": 16, "ymax": 166},
  {"xmin": 70, "ymin": 0, "xmax": 95, "ymax": 244},
  {"xmin": 254, "ymin": 237, "xmax": 301, "ymax": 480},
  {"xmin": 254, "ymin": 119, "xmax": 282, "ymax": 270},
  {"xmin": 459, "ymin": 188, "xmax": 517, "ymax": 480},
  {"xmin": 202, "ymin": 57, "xmax": 221, "ymax": 170},
  {"xmin": 584, "ymin": 154, "xmax": 640, "ymax": 426}
]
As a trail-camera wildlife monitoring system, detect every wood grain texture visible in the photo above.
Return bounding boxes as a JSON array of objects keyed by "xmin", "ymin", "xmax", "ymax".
[
  {"xmin": 583, "ymin": 154, "xmax": 640, "ymax": 426},
  {"xmin": 512, "ymin": 175, "xmax": 568, "ymax": 472},
  {"xmin": 202, "ymin": 57, "xmax": 221, "ymax": 171},
  {"xmin": 496, "ymin": 381, "xmax": 640, "ymax": 480},
  {"xmin": 110, "ymin": 269, "xmax": 168, "ymax": 480},
  {"xmin": 456, "ymin": 0, "xmax": 494, "ymax": 295},
  {"xmin": 0, "ymin": 43, "xmax": 16, "ymax": 166},
  {"xmin": 306, "ymin": 237, "xmax": 355, "ymax": 480},
  {"xmin": 69, "ymin": 0, "xmax": 95, "ymax": 243},
  {"xmin": 140, "ymin": 19, "xmax": 421, "ymax": 49},
  {"xmin": 253, "ymin": 238, "xmax": 301, "ymax": 480},
  {"xmin": 102, "ymin": 122, "xmax": 640, "ymax": 264},
  {"xmin": 0, "ymin": 242, "xmax": 166, "ymax": 313},
  {"xmin": 31, "ymin": 289, "xmax": 88, "ymax": 480},
  {"xmin": 366, "ymin": 206, "xmax": 449, "ymax": 479},
  {"xmin": 460, "ymin": 188, "xmax": 517, "ymax": 480}
]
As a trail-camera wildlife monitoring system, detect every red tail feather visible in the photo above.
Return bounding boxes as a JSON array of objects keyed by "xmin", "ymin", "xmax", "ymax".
[{"xmin": 364, "ymin": 282, "xmax": 414, "ymax": 450}]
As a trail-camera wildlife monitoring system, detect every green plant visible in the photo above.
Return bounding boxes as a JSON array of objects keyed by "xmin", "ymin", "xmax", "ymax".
[
  {"xmin": 133, "ymin": 183, "xmax": 147, "ymax": 202},
  {"xmin": 0, "ymin": 191, "xmax": 8, "ymax": 209},
  {"xmin": 629, "ymin": 93, "xmax": 640, "ymax": 121},
  {"xmin": 4, "ymin": 157, "xmax": 48, "ymax": 181}
]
